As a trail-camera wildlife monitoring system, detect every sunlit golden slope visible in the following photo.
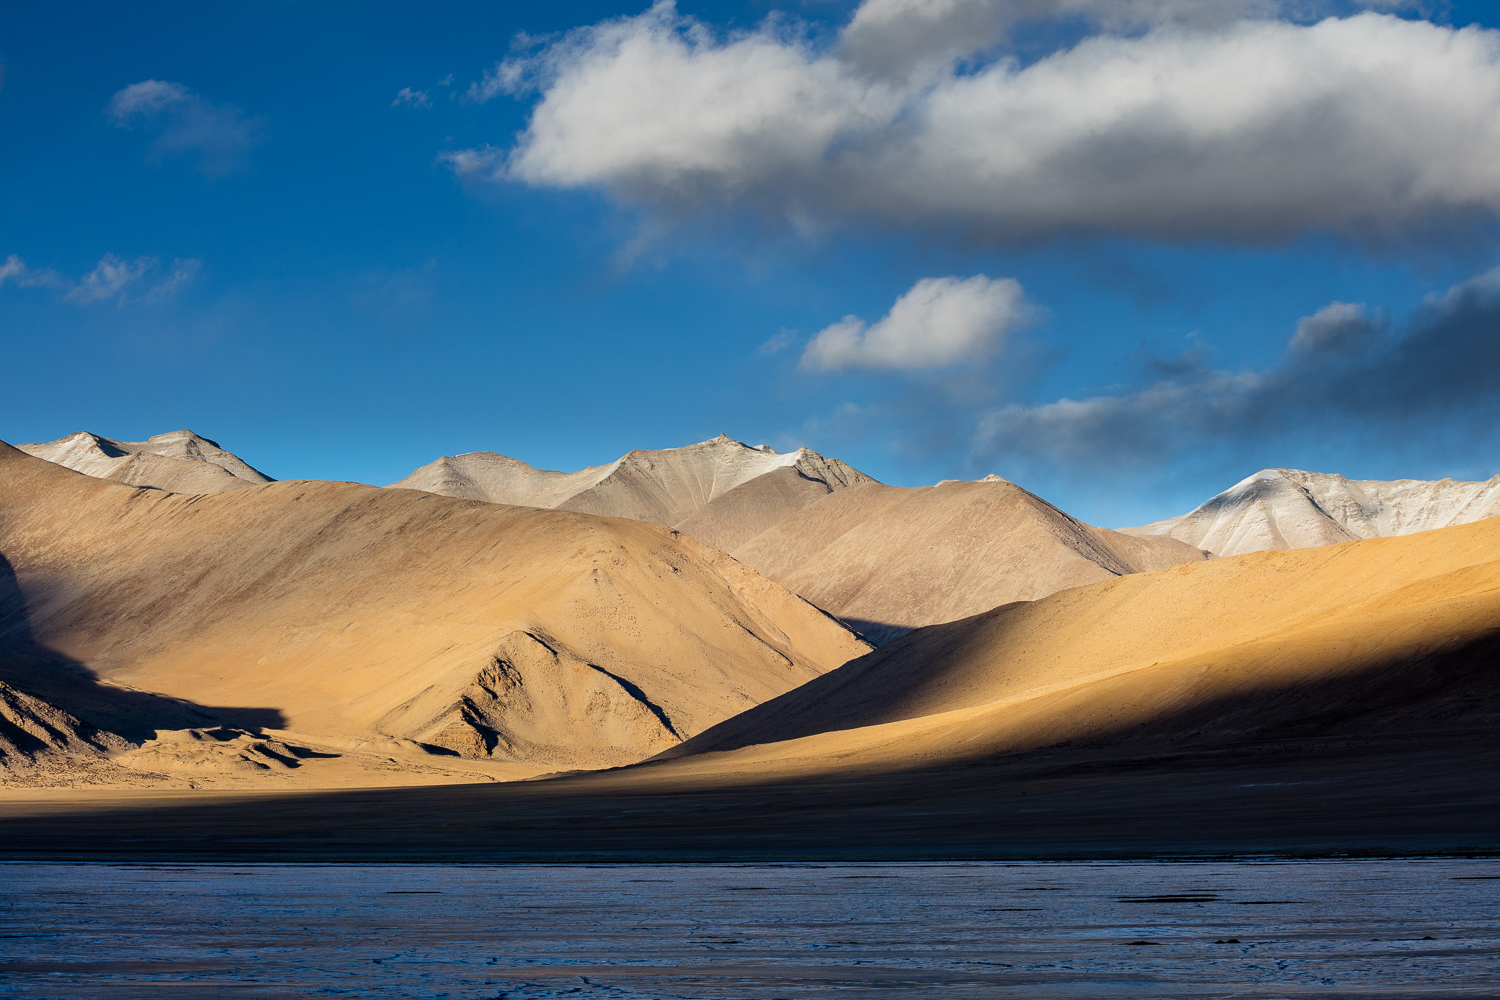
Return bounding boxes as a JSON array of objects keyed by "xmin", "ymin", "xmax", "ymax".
[
  {"xmin": 660, "ymin": 516, "xmax": 1500, "ymax": 775},
  {"xmin": 0, "ymin": 441, "xmax": 867, "ymax": 781}
]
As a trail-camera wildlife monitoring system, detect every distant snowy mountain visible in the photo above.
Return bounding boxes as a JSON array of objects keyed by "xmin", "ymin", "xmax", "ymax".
[
  {"xmin": 388, "ymin": 433, "xmax": 875, "ymax": 527},
  {"xmin": 18, "ymin": 430, "xmax": 273, "ymax": 494},
  {"xmin": 1123, "ymin": 468, "xmax": 1500, "ymax": 557}
]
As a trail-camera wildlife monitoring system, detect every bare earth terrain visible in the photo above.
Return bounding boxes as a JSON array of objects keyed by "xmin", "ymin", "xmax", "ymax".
[
  {"xmin": 0, "ymin": 431, "xmax": 1497, "ymax": 858},
  {"xmin": 395, "ymin": 436, "xmax": 1212, "ymax": 643},
  {"xmin": 0, "ymin": 440, "xmax": 865, "ymax": 788}
]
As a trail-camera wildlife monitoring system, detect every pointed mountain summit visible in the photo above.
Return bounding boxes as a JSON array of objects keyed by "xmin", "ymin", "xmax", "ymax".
[
  {"xmin": 18, "ymin": 429, "xmax": 273, "ymax": 495},
  {"xmin": 388, "ymin": 434, "xmax": 875, "ymax": 530},
  {"xmin": 1124, "ymin": 468, "xmax": 1500, "ymax": 557}
]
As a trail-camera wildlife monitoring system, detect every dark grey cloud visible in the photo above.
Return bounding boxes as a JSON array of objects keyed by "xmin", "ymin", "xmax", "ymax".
[{"xmin": 974, "ymin": 268, "xmax": 1500, "ymax": 471}]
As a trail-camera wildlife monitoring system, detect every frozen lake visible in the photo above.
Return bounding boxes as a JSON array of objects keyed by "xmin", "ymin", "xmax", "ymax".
[{"xmin": 1, "ymin": 860, "xmax": 1496, "ymax": 998}]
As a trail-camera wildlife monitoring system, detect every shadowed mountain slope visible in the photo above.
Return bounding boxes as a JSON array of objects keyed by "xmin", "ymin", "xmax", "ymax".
[
  {"xmin": 389, "ymin": 434, "xmax": 874, "ymax": 529},
  {"xmin": 1125, "ymin": 467, "xmax": 1500, "ymax": 557},
  {"xmin": 662, "ymin": 514, "xmax": 1500, "ymax": 773},
  {"xmin": 18, "ymin": 430, "xmax": 272, "ymax": 495},
  {"xmin": 0, "ymin": 441, "xmax": 867, "ymax": 781},
  {"xmin": 726, "ymin": 477, "xmax": 1211, "ymax": 644}
]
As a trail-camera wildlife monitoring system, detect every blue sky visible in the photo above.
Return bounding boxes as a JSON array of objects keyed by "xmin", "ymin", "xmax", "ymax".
[{"xmin": 4, "ymin": 0, "xmax": 1500, "ymax": 526}]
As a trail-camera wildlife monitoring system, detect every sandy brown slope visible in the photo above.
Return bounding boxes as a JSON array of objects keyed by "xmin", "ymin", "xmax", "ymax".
[
  {"xmin": 0, "ymin": 441, "xmax": 867, "ymax": 784},
  {"xmin": 7, "ymin": 516, "xmax": 1499, "ymax": 856},
  {"xmin": 660, "ymin": 514, "xmax": 1500, "ymax": 775},
  {"xmin": 673, "ymin": 466, "xmax": 841, "ymax": 554},
  {"xmin": 19, "ymin": 429, "xmax": 272, "ymax": 495},
  {"xmin": 727, "ymin": 477, "xmax": 1210, "ymax": 644}
]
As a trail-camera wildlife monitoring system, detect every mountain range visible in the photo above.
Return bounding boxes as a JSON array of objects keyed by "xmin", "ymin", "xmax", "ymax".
[
  {"xmin": 18, "ymin": 429, "xmax": 273, "ymax": 496},
  {"xmin": 0, "ymin": 440, "xmax": 863, "ymax": 786},
  {"xmin": 3, "ymin": 424, "xmax": 1499, "ymax": 846},
  {"xmin": 389, "ymin": 436, "xmax": 1210, "ymax": 643},
  {"xmin": 1125, "ymin": 467, "xmax": 1500, "ymax": 557}
]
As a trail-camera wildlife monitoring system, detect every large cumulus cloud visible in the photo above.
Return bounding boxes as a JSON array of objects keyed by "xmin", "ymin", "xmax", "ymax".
[{"xmin": 456, "ymin": 1, "xmax": 1500, "ymax": 244}]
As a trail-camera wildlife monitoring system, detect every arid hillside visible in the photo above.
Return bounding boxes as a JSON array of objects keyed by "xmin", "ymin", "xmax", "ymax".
[
  {"xmin": 663, "ymin": 513, "xmax": 1500, "ymax": 773},
  {"xmin": 0, "ymin": 441, "xmax": 867, "ymax": 787},
  {"xmin": 4, "ymin": 514, "xmax": 1496, "ymax": 858},
  {"xmin": 725, "ymin": 477, "xmax": 1211, "ymax": 644}
]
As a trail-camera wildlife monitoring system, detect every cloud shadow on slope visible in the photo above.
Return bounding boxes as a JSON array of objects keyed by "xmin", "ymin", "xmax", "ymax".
[
  {"xmin": 838, "ymin": 618, "xmax": 914, "ymax": 646},
  {"xmin": 0, "ymin": 626, "xmax": 1496, "ymax": 860},
  {"xmin": 0, "ymin": 553, "xmax": 285, "ymax": 742}
]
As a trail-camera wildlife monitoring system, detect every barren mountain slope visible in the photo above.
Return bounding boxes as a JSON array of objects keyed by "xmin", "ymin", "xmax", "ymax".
[
  {"xmin": 1124, "ymin": 468, "xmax": 1500, "ymax": 557},
  {"xmin": 673, "ymin": 466, "xmax": 840, "ymax": 554},
  {"xmin": 390, "ymin": 434, "xmax": 874, "ymax": 528},
  {"xmin": 0, "ymin": 441, "xmax": 867, "ymax": 784},
  {"xmin": 384, "ymin": 451, "xmax": 618, "ymax": 507},
  {"xmin": 19, "ymin": 430, "xmax": 272, "ymax": 494},
  {"xmin": 0, "ymin": 673, "xmax": 135, "ymax": 786},
  {"xmin": 661, "ymin": 515, "xmax": 1500, "ymax": 775},
  {"xmin": 729, "ymin": 477, "xmax": 1211, "ymax": 644},
  {"xmin": 7, "ymin": 506, "xmax": 1500, "ymax": 855}
]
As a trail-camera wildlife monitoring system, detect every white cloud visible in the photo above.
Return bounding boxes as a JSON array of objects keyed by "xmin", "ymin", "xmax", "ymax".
[
  {"xmin": 759, "ymin": 328, "xmax": 797, "ymax": 355},
  {"xmin": 802, "ymin": 275, "xmax": 1030, "ymax": 371},
  {"xmin": 108, "ymin": 80, "xmax": 265, "ymax": 176},
  {"xmin": 438, "ymin": 145, "xmax": 507, "ymax": 179},
  {"xmin": 466, "ymin": 60, "xmax": 525, "ymax": 103},
  {"xmin": 0, "ymin": 255, "xmax": 62, "ymax": 289},
  {"xmin": 392, "ymin": 87, "xmax": 432, "ymax": 109},
  {"xmin": 465, "ymin": 3, "xmax": 1500, "ymax": 245},
  {"xmin": 65, "ymin": 254, "xmax": 157, "ymax": 304}
]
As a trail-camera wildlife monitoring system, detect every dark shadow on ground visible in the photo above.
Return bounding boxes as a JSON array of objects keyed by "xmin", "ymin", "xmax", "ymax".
[
  {"xmin": 0, "ymin": 553, "xmax": 285, "ymax": 742},
  {"xmin": 837, "ymin": 618, "xmax": 912, "ymax": 646},
  {"xmin": 1, "ymin": 631, "xmax": 1497, "ymax": 861}
]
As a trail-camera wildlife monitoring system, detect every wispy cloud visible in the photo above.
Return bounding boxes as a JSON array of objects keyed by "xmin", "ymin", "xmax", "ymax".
[
  {"xmin": 141, "ymin": 258, "xmax": 202, "ymax": 304},
  {"xmin": 107, "ymin": 80, "xmax": 266, "ymax": 176},
  {"xmin": 391, "ymin": 87, "xmax": 432, "ymax": 109},
  {"xmin": 65, "ymin": 254, "xmax": 156, "ymax": 304},
  {"xmin": 759, "ymin": 328, "xmax": 797, "ymax": 356},
  {"xmin": 438, "ymin": 145, "xmax": 506, "ymax": 179},
  {"xmin": 802, "ymin": 275, "xmax": 1032, "ymax": 371},
  {"xmin": 456, "ymin": 1, "xmax": 1500, "ymax": 246},
  {"xmin": 3, "ymin": 253, "xmax": 200, "ymax": 306},
  {"xmin": 0, "ymin": 255, "xmax": 63, "ymax": 289}
]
